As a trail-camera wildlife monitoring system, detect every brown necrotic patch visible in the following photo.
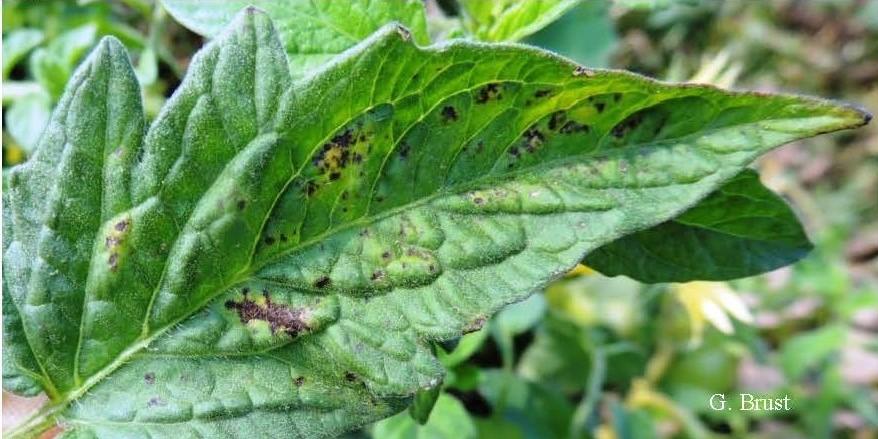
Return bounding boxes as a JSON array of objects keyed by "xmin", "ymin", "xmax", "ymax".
[
  {"xmin": 313, "ymin": 129, "xmax": 356, "ymax": 176},
  {"xmin": 224, "ymin": 293, "xmax": 311, "ymax": 336},
  {"xmin": 105, "ymin": 217, "xmax": 131, "ymax": 272},
  {"xmin": 114, "ymin": 219, "xmax": 129, "ymax": 231}
]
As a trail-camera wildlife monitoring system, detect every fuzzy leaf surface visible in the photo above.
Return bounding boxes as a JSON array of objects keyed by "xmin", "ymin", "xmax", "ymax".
[
  {"xmin": 2, "ymin": 8, "xmax": 870, "ymax": 439},
  {"xmin": 586, "ymin": 169, "xmax": 814, "ymax": 282}
]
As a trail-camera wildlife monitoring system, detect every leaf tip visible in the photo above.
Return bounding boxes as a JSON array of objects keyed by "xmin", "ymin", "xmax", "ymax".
[
  {"xmin": 860, "ymin": 107, "xmax": 873, "ymax": 126},
  {"xmin": 828, "ymin": 100, "xmax": 872, "ymax": 129},
  {"xmin": 92, "ymin": 35, "xmax": 130, "ymax": 65},
  {"xmin": 227, "ymin": 4, "xmax": 273, "ymax": 32}
]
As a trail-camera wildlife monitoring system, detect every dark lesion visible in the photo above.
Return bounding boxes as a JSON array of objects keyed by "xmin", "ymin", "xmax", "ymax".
[
  {"xmin": 441, "ymin": 105, "xmax": 459, "ymax": 123},
  {"xmin": 475, "ymin": 83, "xmax": 501, "ymax": 104},
  {"xmin": 225, "ymin": 290, "xmax": 311, "ymax": 336}
]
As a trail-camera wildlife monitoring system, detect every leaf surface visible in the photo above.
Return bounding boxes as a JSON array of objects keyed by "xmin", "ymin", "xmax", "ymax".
[
  {"xmin": 585, "ymin": 169, "xmax": 814, "ymax": 282},
  {"xmin": 161, "ymin": 0, "xmax": 429, "ymax": 77},
  {"xmin": 2, "ymin": 28, "xmax": 45, "ymax": 79},
  {"xmin": 460, "ymin": 0, "xmax": 582, "ymax": 41},
  {"xmin": 373, "ymin": 393, "xmax": 476, "ymax": 439},
  {"xmin": 2, "ymin": 8, "xmax": 869, "ymax": 439}
]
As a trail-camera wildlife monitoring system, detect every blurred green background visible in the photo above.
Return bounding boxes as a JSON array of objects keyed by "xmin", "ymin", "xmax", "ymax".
[{"xmin": 3, "ymin": 1, "xmax": 877, "ymax": 438}]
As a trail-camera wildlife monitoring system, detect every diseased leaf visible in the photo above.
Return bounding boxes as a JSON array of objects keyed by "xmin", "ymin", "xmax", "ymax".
[
  {"xmin": 1, "ymin": 7, "xmax": 870, "ymax": 439},
  {"xmin": 585, "ymin": 169, "xmax": 814, "ymax": 282},
  {"xmin": 460, "ymin": 0, "xmax": 582, "ymax": 42},
  {"xmin": 161, "ymin": 0, "xmax": 429, "ymax": 77}
]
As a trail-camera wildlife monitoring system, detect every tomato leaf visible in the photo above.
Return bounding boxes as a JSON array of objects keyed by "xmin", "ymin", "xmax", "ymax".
[
  {"xmin": 460, "ymin": 0, "xmax": 582, "ymax": 41},
  {"xmin": 2, "ymin": 8, "xmax": 869, "ymax": 438},
  {"xmin": 586, "ymin": 169, "xmax": 814, "ymax": 282},
  {"xmin": 2, "ymin": 28, "xmax": 44, "ymax": 79},
  {"xmin": 161, "ymin": 0, "xmax": 429, "ymax": 77}
]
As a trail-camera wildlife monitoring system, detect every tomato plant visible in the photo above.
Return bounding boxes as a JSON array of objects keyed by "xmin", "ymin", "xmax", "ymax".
[{"xmin": 2, "ymin": 1, "xmax": 871, "ymax": 438}]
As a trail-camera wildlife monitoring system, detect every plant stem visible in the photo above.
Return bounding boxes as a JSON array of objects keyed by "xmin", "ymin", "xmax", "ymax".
[{"xmin": 4, "ymin": 403, "xmax": 62, "ymax": 439}]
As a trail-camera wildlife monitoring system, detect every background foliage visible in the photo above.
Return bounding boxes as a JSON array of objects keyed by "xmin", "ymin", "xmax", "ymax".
[{"xmin": 2, "ymin": 1, "xmax": 876, "ymax": 438}]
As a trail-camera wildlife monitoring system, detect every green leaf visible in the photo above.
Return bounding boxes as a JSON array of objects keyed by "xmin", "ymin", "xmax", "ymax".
[
  {"xmin": 614, "ymin": 0, "xmax": 700, "ymax": 10},
  {"xmin": 408, "ymin": 384, "xmax": 443, "ymax": 425},
  {"xmin": 518, "ymin": 314, "xmax": 592, "ymax": 393},
  {"xmin": 373, "ymin": 393, "xmax": 476, "ymax": 439},
  {"xmin": 2, "ymin": 28, "xmax": 44, "ymax": 79},
  {"xmin": 30, "ymin": 24, "xmax": 98, "ymax": 100},
  {"xmin": 438, "ymin": 327, "xmax": 489, "ymax": 368},
  {"xmin": 525, "ymin": 0, "xmax": 618, "ymax": 68},
  {"xmin": 161, "ymin": 0, "xmax": 429, "ymax": 76},
  {"xmin": 479, "ymin": 369, "xmax": 574, "ymax": 439},
  {"xmin": 492, "ymin": 294, "xmax": 546, "ymax": 367},
  {"xmin": 4, "ymin": 89, "xmax": 52, "ymax": 154},
  {"xmin": 585, "ymin": 169, "xmax": 813, "ymax": 282},
  {"xmin": 2, "ymin": 7, "xmax": 870, "ymax": 439},
  {"xmin": 460, "ymin": 0, "xmax": 582, "ymax": 42},
  {"xmin": 780, "ymin": 324, "xmax": 846, "ymax": 380}
]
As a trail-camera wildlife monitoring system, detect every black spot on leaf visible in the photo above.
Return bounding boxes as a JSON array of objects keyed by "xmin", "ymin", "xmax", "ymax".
[
  {"xmin": 303, "ymin": 180, "xmax": 318, "ymax": 196},
  {"xmin": 523, "ymin": 128, "xmax": 545, "ymax": 153},
  {"xmin": 560, "ymin": 121, "xmax": 590, "ymax": 134},
  {"xmin": 144, "ymin": 372, "xmax": 155, "ymax": 385},
  {"xmin": 612, "ymin": 111, "xmax": 646, "ymax": 138},
  {"xmin": 147, "ymin": 397, "xmax": 166, "ymax": 408},
  {"xmin": 108, "ymin": 253, "xmax": 119, "ymax": 271},
  {"xmin": 476, "ymin": 83, "xmax": 500, "ymax": 104},
  {"xmin": 441, "ymin": 106, "xmax": 459, "ymax": 122},
  {"xmin": 313, "ymin": 129, "xmax": 356, "ymax": 177},
  {"xmin": 548, "ymin": 111, "xmax": 566, "ymax": 131},
  {"xmin": 314, "ymin": 276, "xmax": 331, "ymax": 289},
  {"xmin": 573, "ymin": 66, "xmax": 593, "ymax": 77}
]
